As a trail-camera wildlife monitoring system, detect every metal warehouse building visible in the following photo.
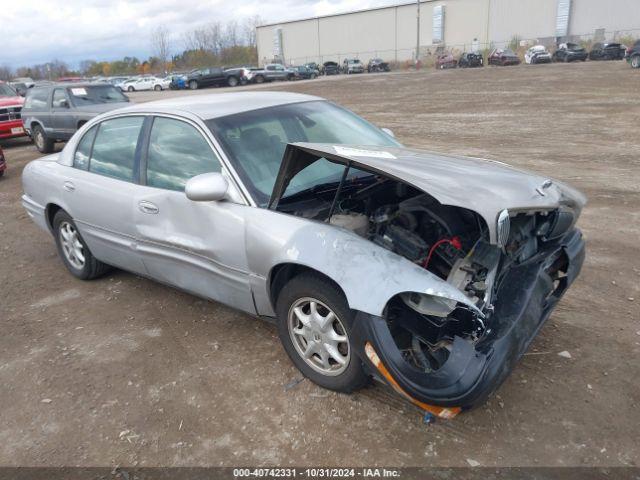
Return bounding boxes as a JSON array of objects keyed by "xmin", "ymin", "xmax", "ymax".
[{"xmin": 256, "ymin": 0, "xmax": 640, "ymax": 66}]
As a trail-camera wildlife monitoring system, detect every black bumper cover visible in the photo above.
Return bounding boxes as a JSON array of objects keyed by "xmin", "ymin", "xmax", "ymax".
[{"xmin": 351, "ymin": 229, "xmax": 585, "ymax": 409}]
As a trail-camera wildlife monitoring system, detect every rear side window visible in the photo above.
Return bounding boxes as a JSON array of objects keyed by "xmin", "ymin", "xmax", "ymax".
[
  {"xmin": 73, "ymin": 125, "xmax": 97, "ymax": 170},
  {"xmin": 24, "ymin": 88, "xmax": 49, "ymax": 109},
  {"xmin": 52, "ymin": 89, "xmax": 67, "ymax": 108},
  {"xmin": 146, "ymin": 117, "xmax": 221, "ymax": 192},
  {"xmin": 89, "ymin": 116, "xmax": 144, "ymax": 181}
]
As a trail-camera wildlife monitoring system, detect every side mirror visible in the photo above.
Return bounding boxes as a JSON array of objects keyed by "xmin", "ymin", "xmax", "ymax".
[
  {"xmin": 61, "ymin": 99, "xmax": 69, "ymax": 108},
  {"xmin": 381, "ymin": 127, "xmax": 395, "ymax": 138},
  {"xmin": 185, "ymin": 172, "xmax": 228, "ymax": 202}
]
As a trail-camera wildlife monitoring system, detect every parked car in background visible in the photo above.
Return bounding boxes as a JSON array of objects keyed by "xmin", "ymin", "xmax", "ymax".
[
  {"xmin": 342, "ymin": 58, "xmax": 365, "ymax": 74},
  {"xmin": 291, "ymin": 65, "xmax": 318, "ymax": 79},
  {"xmin": 108, "ymin": 77, "xmax": 130, "ymax": 87},
  {"xmin": 12, "ymin": 77, "xmax": 35, "ymax": 88},
  {"xmin": 553, "ymin": 43, "xmax": 588, "ymax": 62},
  {"xmin": 169, "ymin": 74, "xmax": 188, "ymax": 90},
  {"xmin": 458, "ymin": 52, "xmax": 484, "ymax": 68},
  {"xmin": 367, "ymin": 58, "xmax": 390, "ymax": 72},
  {"xmin": 589, "ymin": 42, "xmax": 626, "ymax": 61},
  {"xmin": 185, "ymin": 67, "xmax": 248, "ymax": 89},
  {"xmin": 20, "ymin": 91, "xmax": 586, "ymax": 416},
  {"xmin": 0, "ymin": 82, "xmax": 26, "ymax": 140},
  {"xmin": 0, "ymin": 145, "xmax": 6, "ymax": 177},
  {"xmin": 321, "ymin": 61, "xmax": 340, "ymax": 75},
  {"xmin": 245, "ymin": 64, "xmax": 296, "ymax": 84},
  {"xmin": 304, "ymin": 62, "xmax": 320, "ymax": 73},
  {"xmin": 122, "ymin": 77, "xmax": 163, "ymax": 92},
  {"xmin": 625, "ymin": 40, "xmax": 640, "ymax": 68},
  {"xmin": 435, "ymin": 52, "xmax": 458, "ymax": 69},
  {"xmin": 9, "ymin": 82, "xmax": 29, "ymax": 96},
  {"xmin": 21, "ymin": 83, "xmax": 130, "ymax": 153},
  {"xmin": 488, "ymin": 48, "xmax": 521, "ymax": 66},
  {"xmin": 117, "ymin": 78, "xmax": 138, "ymax": 91},
  {"xmin": 525, "ymin": 45, "xmax": 552, "ymax": 64}
]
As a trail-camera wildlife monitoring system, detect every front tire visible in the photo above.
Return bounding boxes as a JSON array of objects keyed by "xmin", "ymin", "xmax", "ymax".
[
  {"xmin": 254, "ymin": 75, "xmax": 265, "ymax": 84},
  {"xmin": 227, "ymin": 76, "xmax": 239, "ymax": 87},
  {"xmin": 632, "ymin": 56, "xmax": 640, "ymax": 68},
  {"xmin": 189, "ymin": 80, "xmax": 198, "ymax": 90},
  {"xmin": 276, "ymin": 273, "xmax": 368, "ymax": 393},
  {"xmin": 53, "ymin": 210, "xmax": 110, "ymax": 280},
  {"xmin": 32, "ymin": 125, "xmax": 54, "ymax": 154},
  {"xmin": 154, "ymin": 85, "xmax": 161, "ymax": 91}
]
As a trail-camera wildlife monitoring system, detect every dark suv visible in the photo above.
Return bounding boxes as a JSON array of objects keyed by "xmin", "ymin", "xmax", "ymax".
[
  {"xmin": 21, "ymin": 83, "xmax": 130, "ymax": 153},
  {"xmin": 589, "ymin": 42, "xmax": 626, "ymax": 60},
  {"xmin": 625, "ymin": 40, "xmax": 640, "ymax": 68},
  {"xmin": 185, "ymin": 67, "xmax": 246, "ymax": 89}
]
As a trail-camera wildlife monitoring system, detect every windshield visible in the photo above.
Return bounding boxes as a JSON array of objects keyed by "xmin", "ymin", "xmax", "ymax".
[
  {"xmin": 502, "ymin": 49, "xmax": 516, "ymax": 55},
  {"xmin": 207, "ymin": 100, "xmax": 401, "ymax": 206},
  {"xmin": 0, "ymin": 84, "xmax": 18, "ymax": 97},
  {"xmin": 68, "ymin": 85, "xmax": 129, "ymax": 105}
]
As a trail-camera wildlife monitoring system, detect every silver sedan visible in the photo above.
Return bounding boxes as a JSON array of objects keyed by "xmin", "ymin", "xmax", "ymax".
[{"xmin": 22, "ymin": 92, "xmax": 586, "ymax": 417}]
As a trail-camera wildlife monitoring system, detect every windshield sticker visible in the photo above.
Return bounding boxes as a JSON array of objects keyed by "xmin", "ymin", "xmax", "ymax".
[
  {"xmin": 70, "ymin": 88, "xmax": 87, "ymax": 96},
  {"xmin": 333, "ymin": 146, "xmax": 396, "ymax": 159}
]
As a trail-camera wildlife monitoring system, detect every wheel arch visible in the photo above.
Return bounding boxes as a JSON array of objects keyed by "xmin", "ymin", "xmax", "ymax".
[
  {"xmin": 45, "ymin": 203, "xmax": 64, "ymax": 233},
  {"xmin": 268, "ymin": 263, "xmax": 347, "ymax": 311}
]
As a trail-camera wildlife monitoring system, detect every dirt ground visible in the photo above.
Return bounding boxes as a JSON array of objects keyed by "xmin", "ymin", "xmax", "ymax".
[{"xmin": 1, "ymin": 61, "xmax": 639, "ymax": 468}]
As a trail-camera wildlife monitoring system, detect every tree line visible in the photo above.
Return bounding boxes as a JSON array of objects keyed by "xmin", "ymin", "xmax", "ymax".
[{"xmin": 0, "ymin": 16, "xmax": 262, "ymax": 81}]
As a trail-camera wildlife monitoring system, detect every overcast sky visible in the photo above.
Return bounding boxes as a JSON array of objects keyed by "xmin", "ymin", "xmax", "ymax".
[{"xmin": 1, "ymin": 0, "xmax": 400, "ymax": 69}]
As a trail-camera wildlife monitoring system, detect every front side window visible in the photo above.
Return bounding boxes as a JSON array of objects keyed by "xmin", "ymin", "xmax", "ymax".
[
  {"xmin": 89, "ymin": 116, "xmax": 144, "ymax": 181},
  {"xmin": 207, "ymin": 101, "xmax": 400, "ymax": 205},
  {"xmin": 146, "ymin": 117, "xmax": 221, "ymax": 192},
  {"xmin": 52, "ymin": 89, "xmax": 67, "ymax": 108},
  {"xmin": 73, "ymin": 125, "xmax": 97, "ymax": 170}
]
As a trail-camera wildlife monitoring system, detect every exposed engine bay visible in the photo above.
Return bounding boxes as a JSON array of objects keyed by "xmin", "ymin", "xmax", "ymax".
[{"xmin": 276, "ymin": 170, "xmax": 569, "ymax": 374}]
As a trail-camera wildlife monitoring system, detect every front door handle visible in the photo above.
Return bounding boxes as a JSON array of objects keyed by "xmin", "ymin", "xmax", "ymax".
[
  {"xmin": 138, "ymin": 200, "xmax": 159, "ymax": 214},
  {"xmin": 63, "ymin": 181, "xmax": 75, "ymax": 192}
]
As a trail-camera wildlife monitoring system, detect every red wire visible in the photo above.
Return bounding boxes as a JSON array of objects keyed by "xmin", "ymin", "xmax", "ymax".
[{"xmin": 422, "ymin": 236, "xmax": 462, "ymax": 269}]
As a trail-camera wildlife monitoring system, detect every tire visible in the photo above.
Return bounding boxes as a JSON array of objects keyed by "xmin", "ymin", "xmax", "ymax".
[
  {"xmin": 276, "ymin": 273, "xmax": 368, "ymax": 393},
  {"xmin": 227, "ymin": 76, "xmax": 239, "ymax": 87},
  {"xmin": 632, "ymin": 56, "xmax": 640, "ymax": 69},
  {"xmin": 127, "ymin": 86, "xmax": 134, "ymax": 92},
  {"xmin": 189, "ymin": 80, "xmax": 198, "ymax": 90},
  {"xmin": 310, "ymin": 73, "xmax": 316, "ymax": 79},
  {"xmin": 254, "ymin": 75, "xmax": 265, "ymax": 84},
  {"xmin": 154, "ymin": 85, "xmax": 161, "ymax": 91},
  {"xmin": 32, "ymin": 125, "xmax": 54, "ymax": 154},
  {"xmin": 53, "ymin": 210, "xmax": 110, "ymax": 280}
]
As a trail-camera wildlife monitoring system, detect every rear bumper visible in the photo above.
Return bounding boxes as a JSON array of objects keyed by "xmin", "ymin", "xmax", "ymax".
[{"xmin": 351, "ymin": 229, "xmax": 585, "ymax": 412}]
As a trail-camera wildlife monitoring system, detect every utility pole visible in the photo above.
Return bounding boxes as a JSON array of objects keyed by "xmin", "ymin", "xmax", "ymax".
[{"xmin": 416, "ymin": 0, "xmax": 421, "ymax": 64}]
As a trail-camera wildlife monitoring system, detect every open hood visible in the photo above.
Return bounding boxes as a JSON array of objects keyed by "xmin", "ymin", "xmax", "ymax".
[{"xmin": 269, "ymin": 143, "xmax": 586, "ymax": 243}]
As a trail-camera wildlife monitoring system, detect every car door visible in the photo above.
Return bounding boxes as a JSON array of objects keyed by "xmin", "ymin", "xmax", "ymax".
[
  {"xmin": 132, "ymin": 115, "xmax": 255, "ymax": 313},
  {"xmin": 65, "ymin": 115, "xmax": 147, "ymax": 274},
  {"xmin": 51, "ymin": 87, "xmax": 76, "ymax": 140}
]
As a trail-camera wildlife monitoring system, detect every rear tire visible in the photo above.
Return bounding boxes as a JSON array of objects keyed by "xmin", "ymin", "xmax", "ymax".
[
  {"xmin": 632, "ymin": 56, "xmax": 640, "ymax": 68},
  {"xmin": 254, "ymin": 75, "xmax": 265, "ymax": 84},
  {"xmin": 227, "ymin": 76, "xmax": 239, "ymax": 87},
  {"xmin": 53, "ymin": 210, "xmax": 111, "ymax": 280},
  {"xmin": 276, "ymin": 273, "xmax": 368, "ymax": 393},
  {"xmin": 33, "ymin": 125, "xmax": 54, "ymax": 154},
  {"xmin": 154, "ymin": 85, "xmax": 161, "ymax": 91}
]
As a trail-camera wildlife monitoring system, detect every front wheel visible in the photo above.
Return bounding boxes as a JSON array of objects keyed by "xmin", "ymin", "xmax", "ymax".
[
  {"xmin": 32, "ymin": 125, "xmax": 54, "ymax": 154},
  {"xmin": 154, "ymin": 85, "xmax": 161, "ymax": 91},
  {"xmin": 227, "ymin": 76, "xmax": 239, "ymax": 87},
  {"xmin": 127, "ymin": 86, "xmax": 134, "ymax": 92},
  {"xmin": 189, "ymin": 80, "xmax": 198, "ymax": 90},
  {"xmin": 254, "ymin": 75, "xmax": 265, "ymax": 84},
  {"xmin": 632, "ymin": 56, "xmax": 640, "ymax": 68},
  {"xmin": 53, "ymin": 210, "xmax": 110, "ymax": 280},
  {"xmin": 276, "ymin": 273, "xmax": 368, "ymax": 393}
]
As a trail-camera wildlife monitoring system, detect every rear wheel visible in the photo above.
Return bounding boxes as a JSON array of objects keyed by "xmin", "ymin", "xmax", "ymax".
[
  {"xmin": 53, "ymin": 210, "xmax": 110, "ymax": 280},
  {"xmin": 276, "ymin": 273, "xmax": 368, "ymax": 393},
  {"xmin": 32, "ymin": 125, "xmax": 54, "ymax": 154},
  {"xmin": 254, "ymin": 75, "xmax": 265, "ymax": 84},
  {"xmin": 154, "ymin": 84, "xmax": 161, "ymax": 91},
  {"xmin": 127, "ymin": 86, "xmax": 134, "ymax": 92},
  {"xmin": 227, "ymin": 76, "xmax": 239, "ymax": 87},
  {"xmin": 632, "ymin": 56, "xmax": 640, "ymax": 68}
]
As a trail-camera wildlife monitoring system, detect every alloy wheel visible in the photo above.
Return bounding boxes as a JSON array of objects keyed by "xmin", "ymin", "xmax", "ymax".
[
  {"xmin": 288, "ymin": 297, "xmax": 350, "ymax": 376},
  {"xmin": 59, "ymin": 221, "xmax": 85, "ymax": 269}
]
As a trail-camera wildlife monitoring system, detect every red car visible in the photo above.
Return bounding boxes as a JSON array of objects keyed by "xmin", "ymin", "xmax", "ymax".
[
  {"xmin": 435, "ymin": 52, "xmax": 457, "ymax": 69},
  {"xmin": 0, "ymin": 82, "xmax": 25, "ymax": 140},
  {"xmin": 0, "ymin": 145, "xmax": 6, "ymax": 177},
  {"xmin": 488, "ymin": 48, "xmax": 521, "ymax": 66}
]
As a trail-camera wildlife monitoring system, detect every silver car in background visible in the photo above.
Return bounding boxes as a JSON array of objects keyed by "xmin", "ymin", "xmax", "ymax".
[{"xmin": 22, "ymin": 92, "xmax": 585, "ymax": 418}]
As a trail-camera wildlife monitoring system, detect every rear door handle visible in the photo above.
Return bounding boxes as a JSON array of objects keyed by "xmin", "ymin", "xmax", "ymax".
[
  {"xmin": 63, "ymin": 181, "xmax": 75, "ymax": 192},
  {"xmin": 138, "ymin": 200, "xmax": 159, "ymax": 214}
]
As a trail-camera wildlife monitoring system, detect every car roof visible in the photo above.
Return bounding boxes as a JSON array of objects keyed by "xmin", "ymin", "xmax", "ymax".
[{"xmin": 115, "ymin": 91, "xmax": 322, "ymax": 120}]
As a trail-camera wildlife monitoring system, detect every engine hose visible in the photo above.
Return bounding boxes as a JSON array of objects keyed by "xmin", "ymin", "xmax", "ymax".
[{"xmin": 411, "ymin": 335, "xmax": 432, "ymax": 373}]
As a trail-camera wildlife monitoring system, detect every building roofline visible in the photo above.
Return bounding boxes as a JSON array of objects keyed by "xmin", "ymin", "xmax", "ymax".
[{"xmin": 257, "ymin": 0, "xmax": 436, "ymax": 29}]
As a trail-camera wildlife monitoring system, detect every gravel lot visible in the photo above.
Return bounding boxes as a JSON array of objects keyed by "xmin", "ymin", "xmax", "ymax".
[{"xmin": 1, "ymin": 61, "xmax": 639, "ymax": 468}]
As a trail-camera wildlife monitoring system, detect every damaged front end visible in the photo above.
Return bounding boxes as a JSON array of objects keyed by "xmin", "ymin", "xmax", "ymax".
[{"xmin": 269, "ymin": 143, "xmax": 586, "ymax": 415}]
